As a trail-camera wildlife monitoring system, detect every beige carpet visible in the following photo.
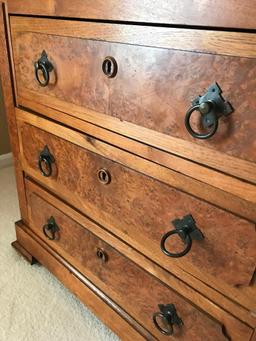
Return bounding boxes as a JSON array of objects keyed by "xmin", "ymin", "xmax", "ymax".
[{"xmin": 0, "ymin": 166, "xmax": 119, "ymax": 341}]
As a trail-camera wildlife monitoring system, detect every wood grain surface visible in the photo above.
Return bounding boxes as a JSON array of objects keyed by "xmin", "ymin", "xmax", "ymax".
[
  {"xmin": 7, "ymin": 0, "xmax": 256, "ymax": 30},
  {"xmin": 10, "ymin": 17, "xmax": 256, "ymax": 59},
  {"xmin": 10, "ymin": 17, "xmax": 256, "ymax": 181},
  {"xmin": 18, "ymin": 118, "xmax": 256, "ymax": 294},
  {"xmin": 25, "ymin": 180, "xmax": 253, "ymax": 340}
]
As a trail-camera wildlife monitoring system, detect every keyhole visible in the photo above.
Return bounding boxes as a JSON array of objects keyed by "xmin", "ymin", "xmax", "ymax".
[
  {"xmin": 97, "ymin": 168, "xmax": 111, "ymax": 185},
  {"xmin": 102, "ymin": 57, "xmax": 118, "ymax": 78},
  {"xmin": 96, "ymin": 248, "xmax": 108, "ymax": 263},
  {"xmin": 106, "ymin": 60, "xmax": 112, "ymax": 75},
  {"xmin": 102, "ymin": 172, "xmax": 107, "ymax": 182}
]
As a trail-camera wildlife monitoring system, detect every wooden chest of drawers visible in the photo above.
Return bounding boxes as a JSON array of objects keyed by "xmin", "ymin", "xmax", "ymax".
[{"xmin": 1, "ymin": 1, "xmax": 255, "ymax": 340}]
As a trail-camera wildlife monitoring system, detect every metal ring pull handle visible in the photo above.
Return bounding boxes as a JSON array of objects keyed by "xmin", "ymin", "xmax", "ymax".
[
  {"xmin": 161, "ymin": 228, "xmax": 193, "ymax": 258},
  {"xmin": 160, "ymin": 214, "xmax": 204, "ymax": 258},
  {"xmin": 38, "ymin": 145, "xmax": 55, "ymax": 177},
  {"xmin": 185, "ymin": 83, "xmax": 233, "ymax": 139},
  {"xmin": 34, "ymin": 50, "xmax": 54, "ymax": 87},
  {"xmin": 185, "ymin": 101, "xmax": 219, "ymax": 139},
  {"xmin": 153, "ymin": 304, "xmax": 183, "ymax": 336},
  {"xmin": 102, "ymin": 56, "xmax": 118, "ymax": 78},
  {"xmin": 43, "ymin": 216, "xmax": 60, "ymax": 240}
]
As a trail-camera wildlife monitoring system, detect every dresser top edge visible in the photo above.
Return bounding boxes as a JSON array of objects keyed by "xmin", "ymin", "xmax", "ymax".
[{"xmin": 5, "ymin": 0, "xmax": 256, "ymax": 31}]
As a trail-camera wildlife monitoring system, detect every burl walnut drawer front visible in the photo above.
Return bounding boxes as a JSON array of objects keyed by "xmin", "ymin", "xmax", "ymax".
[
  {"xmin": 11, "ymin": 17, "xmax": 256, "ymax": 183},
  {"xmin": 17, "ymin": 111, "xmax": 256, "ymax": 308},
  {"xmin": 24, "ymin": 178, "xmax": 252, "ymax": 341}
]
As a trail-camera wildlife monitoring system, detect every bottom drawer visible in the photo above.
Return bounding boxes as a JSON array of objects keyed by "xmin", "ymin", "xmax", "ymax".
[{"xmin": 25, "ymin": 178, "xmax": 253, "ymax": 340}]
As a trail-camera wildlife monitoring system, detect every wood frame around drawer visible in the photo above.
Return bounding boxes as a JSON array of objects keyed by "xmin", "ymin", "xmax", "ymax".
[
  {"xmin": 10, "ymin": 16, "xmax": 256, "ymax": 184},
  {"xmin": 16, "ymin": 108, "xmax": 256, "ymax": 314},
  {"xmin": 7, "ymin": 0, "xmax": 256, "ymax": 30},
  {"xmin": 20, "ymin": 179, "xmax": 256, "ymax": 337}
]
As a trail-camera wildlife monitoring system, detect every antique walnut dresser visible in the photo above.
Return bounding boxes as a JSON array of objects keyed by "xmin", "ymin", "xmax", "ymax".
[{"xmin": 1, "ymin": 1, "xmax": 256, "ymax": 340}]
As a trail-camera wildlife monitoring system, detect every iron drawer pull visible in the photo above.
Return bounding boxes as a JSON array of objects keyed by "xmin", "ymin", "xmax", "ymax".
[
  {"xmin": 153, "ymin": 304, "xmax": 183, "ymax": 336},
  {"xmin": 185, "ymin": 82, "xmax": 233, "ymax": 139},
  {"xmin": 38, "ymin": 145, "xmax": 55, "ymax": 177},
  {"xmin": 43, "ymin": 216, "xmax": 59, "ymax": 240},
  {"xmin": 160, "ymin": 214, "xmax": 204, "ymax": 258},
  {"xmin": 102, "ymin": 56, "xmax": 118, "ymax": 78},
  {"xmin": 34, "ymin": 50, "xmax": 54, "ymax": 87}
]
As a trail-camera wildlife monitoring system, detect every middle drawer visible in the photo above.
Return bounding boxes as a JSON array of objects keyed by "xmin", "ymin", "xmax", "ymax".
[{"xmin": 17, "ymin": 110, "xmax": 256, "ymax": 308}]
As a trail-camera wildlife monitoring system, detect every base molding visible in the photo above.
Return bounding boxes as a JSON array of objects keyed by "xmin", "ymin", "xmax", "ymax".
[
  {"xmin": 12, "ymin": 238, "xmax": 38, "ymax": 265},
  {"xmin": 0, "ymin": 152, "xmax": 13, "ymax": 169}
]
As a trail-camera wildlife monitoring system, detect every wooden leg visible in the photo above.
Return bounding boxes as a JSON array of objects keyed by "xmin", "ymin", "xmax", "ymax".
[{"xmin": 12, "ymin": 240, "xmax": 38, "ymax": 265}]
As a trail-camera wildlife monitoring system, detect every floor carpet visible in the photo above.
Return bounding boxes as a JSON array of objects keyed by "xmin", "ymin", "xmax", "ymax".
[{"xmin": 0, "ymin": 166, "xmax": 119, "ymax": 341}]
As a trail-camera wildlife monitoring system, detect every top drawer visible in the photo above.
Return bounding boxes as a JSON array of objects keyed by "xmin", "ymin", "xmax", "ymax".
[{"xmin": 10, "ymin": 17, "xmax": 256, "ymax": 183}]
